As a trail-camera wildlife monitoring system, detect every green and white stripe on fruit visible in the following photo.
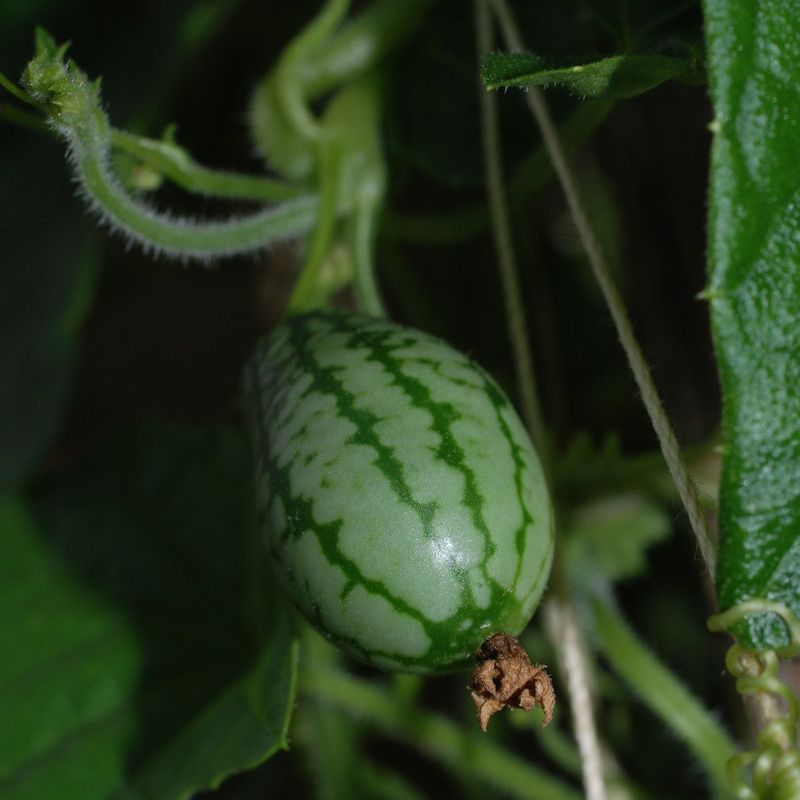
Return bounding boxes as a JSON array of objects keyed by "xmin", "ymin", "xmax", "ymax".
[{"xmin": 245, "ymin": 310, "xmax": 554, "ymax": 673}]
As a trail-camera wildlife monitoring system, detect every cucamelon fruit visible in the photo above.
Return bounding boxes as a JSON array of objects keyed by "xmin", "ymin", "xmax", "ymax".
[{"xmin": 245, "ymin": 310, "xmax": 554, "ymax": 673}]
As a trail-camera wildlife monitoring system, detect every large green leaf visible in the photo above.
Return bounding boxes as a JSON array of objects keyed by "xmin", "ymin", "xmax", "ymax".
[
  {"xmin": 705, "ymin": 0, "xmax": 800, "ymax": 649},
  {"xmin": 481, "ymin": 52, "xmax": 704, "ymax": 97},
  {"xmin": 0, "ymin": 424, "xmax": 296, "ymax": 799}
]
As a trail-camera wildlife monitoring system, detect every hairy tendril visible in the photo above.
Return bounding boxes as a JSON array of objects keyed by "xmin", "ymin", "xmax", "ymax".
[
  {"xmin": 708, "ymin": 601, "xmax": 800, "ymax": 799},
  {"xmin": 21, "ymin": 32, "xmax": 318, "ymax": 262}
]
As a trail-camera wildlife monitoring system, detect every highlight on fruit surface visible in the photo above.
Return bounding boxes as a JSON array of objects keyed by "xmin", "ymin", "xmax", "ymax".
[{"xmin": 244, "ymin": 310, "xmax": 554, "ymax": 674}]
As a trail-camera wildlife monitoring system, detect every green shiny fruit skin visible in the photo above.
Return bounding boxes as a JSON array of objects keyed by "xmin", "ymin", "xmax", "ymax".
[{"xmin": 244, "ymin": 310, "xmax": 554, "ymax": 673}]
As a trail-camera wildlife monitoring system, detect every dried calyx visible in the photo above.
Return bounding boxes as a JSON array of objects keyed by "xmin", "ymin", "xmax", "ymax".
[{"xmin": 470, "ymin": 632, "xmax": 555, "ymax": 732}]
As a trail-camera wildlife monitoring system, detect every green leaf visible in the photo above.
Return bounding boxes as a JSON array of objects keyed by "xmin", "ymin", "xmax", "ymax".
[
  {"xmin": 481, "ymin": 52, "xmax": 704, "ymax": 98},
  {"xmin": 705, "ymin": 0, "xmax": 800, "ymax": 649},
  {"xmin": 0, "ymin": 423, "xmax": 296, "ymax": 799},
  {"xmin": 0, "ymin": 139, "xmax": 98, "ymax": 491},
  {"xmin": 565, "ymin": 494, "xmax": 671, "ymax": 583}
]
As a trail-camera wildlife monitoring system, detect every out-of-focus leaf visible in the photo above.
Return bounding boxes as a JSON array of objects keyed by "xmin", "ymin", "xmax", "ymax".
[
  {"xmin": 0, "ymin": 424, "xmax": 296, "ymax": 799},
  {"xmin": 0, "ymin": 0, "xmax": 234, "ymax": 492},
  {"xmin": 481, "ymin": 52, "xmax": 704, "ymax": 98},
  {"xmin": 0, "ymin": 140, "xmax": 98, "ymax": 491},
  {"xmin": 564, "ymin": 494, "xmax": 671, "ymax": 583},
  {"xmin": 705, "ymin": 0, "xmax": 800, "ymax": 649}
]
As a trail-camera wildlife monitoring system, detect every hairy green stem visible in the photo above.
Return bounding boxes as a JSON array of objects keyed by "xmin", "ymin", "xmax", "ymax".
[
  {"xmin": 77, "ymin": 148, "xmax": 318, "ymax": 260},
  {"xmin": 490, "ymin": 0, "xmax": 716, "ymax": 578},
  {"xmin": 110, "ymin": 129, "xmax": 305, "ymax": 201},
  {"xmin": 22, "ymin": 46, "xmax": 318, "ymax": 261},
  {"xmin": 302, "ymin": 667, "xmax": 582, "ymax": 800},
  {"xmin": 591, "ymin": 595, "xmax": 737, "ymax": 797}
]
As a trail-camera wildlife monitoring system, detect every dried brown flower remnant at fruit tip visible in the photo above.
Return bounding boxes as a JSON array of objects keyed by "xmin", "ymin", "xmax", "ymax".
[{"xmin": 470, "ymin": 632, "xmax": 555, "ymax": 732}]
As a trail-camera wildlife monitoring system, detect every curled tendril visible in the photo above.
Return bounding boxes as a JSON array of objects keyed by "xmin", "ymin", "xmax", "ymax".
[{"xmin": 708, "ymin": 600, "xmax": 800, "ymax": 799}]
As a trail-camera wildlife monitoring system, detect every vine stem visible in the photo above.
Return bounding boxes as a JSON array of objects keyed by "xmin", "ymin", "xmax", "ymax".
[
  {"xmin": 489, "ymin": 0, "xmax": 716, "ymax": 579},
  {"xmin": 76, "ymin": 148, "xmax": 318, "ymax": 260}
]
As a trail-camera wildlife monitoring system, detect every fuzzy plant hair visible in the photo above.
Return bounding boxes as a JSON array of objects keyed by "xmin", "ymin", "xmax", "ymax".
[{"xmin": 21, "ymin": 31, "xmax": 319, "ymax": 264}]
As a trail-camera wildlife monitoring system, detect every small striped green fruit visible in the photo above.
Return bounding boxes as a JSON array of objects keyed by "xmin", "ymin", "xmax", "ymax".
[{"xmin": 244, "ymin": 310, "xmax": 554, "ymax": 673}]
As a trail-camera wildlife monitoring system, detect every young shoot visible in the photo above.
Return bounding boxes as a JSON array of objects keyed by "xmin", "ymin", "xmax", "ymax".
[{"xmin": 20, "ymin": 30, "xmax": 318, "ymax": 262}]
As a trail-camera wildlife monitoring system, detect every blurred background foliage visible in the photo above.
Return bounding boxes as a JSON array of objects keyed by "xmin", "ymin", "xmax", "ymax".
[{"xmin": 0, "ymin": 0, "xmax": 733, "ymax": 797}]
